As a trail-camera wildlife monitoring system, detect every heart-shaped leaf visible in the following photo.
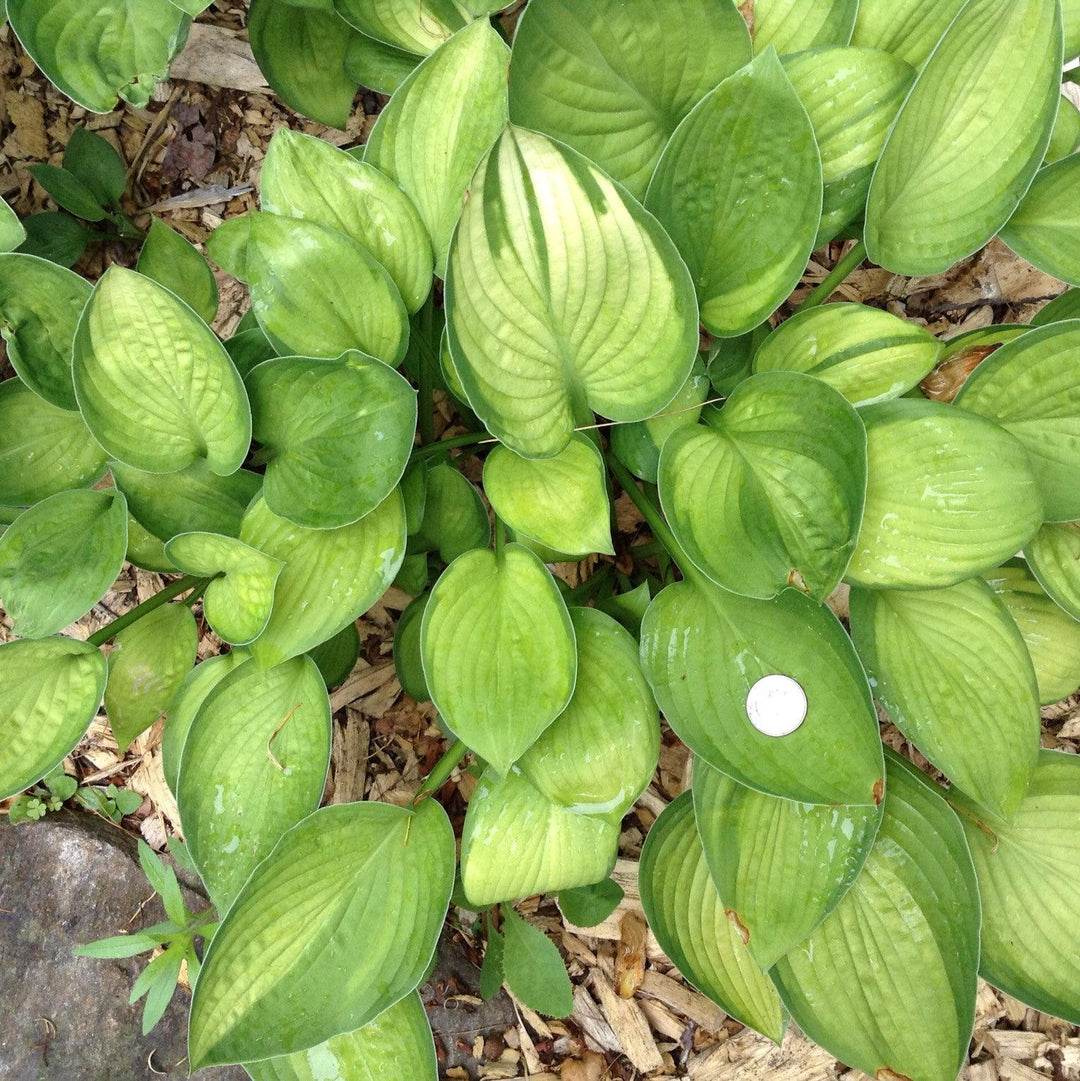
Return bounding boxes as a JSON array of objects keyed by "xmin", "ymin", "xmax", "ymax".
[
  {"xmin": 0, "ymin": 488, "xmax": 127, "ymax": 638},
  {"xmin": 105, "ymin": 602, "xmax": 198, "ymax": 753},
  {"xmin": 343, "ymin": 31, "xmax": 419, "ymax": 95},
  {"xmin": 7, "ymin": 0, "xmax": 189, "ymax": 112},
  {"xmin": 0, "ymin": 637, "xmax": 106, "ymax": 800},
  {"xmin": 659, "ymin": 373, "xmax": 866, "ymax": 601},
  {"xmin": 1028, "ymin": 522, "xmax": 1080, "ymax": 621},
  {"xmin": 244, "ymin": 991, "xmax": 436, "ymax": 1081},
  {"xmin": 421, "ymin": 543, "xmax": 576, "ymax": 774},
  {"xmin": 954, "ymin": 320, "xmax": 1080, "ymax": 522},
  {"xmin": 409, "ymin": 462, "xmax": 490, "ymax": 562},
  {"xmin": 507, "ymin": 0, "xmax": 751, "ymax": 199},
  {"xmin": 640, "ymin": 577, "xmax": 884, "ymax": 806},
  {"xmin": 750, "ymin": 0, "xmax": 858, "ymax": 54},
  {"xmin": 864, "ymin": 0, "xmax": 1062, "ymax": 274},
  {"xmin": 752, "ymin": 302, "xmax": 941, "ymax": 406},
  {"xmin": 334, "ymin": 0, "xmax": 463, "ymax": 54},
  {"xmin": 136, "ymin": 219, "xmax": 219, "ymax": 324},
  {"xmin": 73, "ymin": 267, "xmax": 250, "ymax": 476},
  {"xmin": 0, "ymin": 253, "xmax": 90, "ymax": 410},
  {"xmin": 850, "ymin": 578, "xmax": 1040, "ymax": 819},
  {"xmin": 845, "ymin": 399, "xmax": 1043, "ymax": 589},
  {"xmin": 446, "ymin": 126, "xmax": 699, "ymax": 458},
  {"xmin": 365, "ymin": 19, "xmax": 509, "ymax": 273},
  {"xmin": 483, "ymin": 436, "xmax": 613, "ymax": 558},
  {"xmin": 164, "ymin": 532, "xmax": 284, "ymax": 645},
  {"xmin": 985, "ymin": 561, "xmax": 1080, "ymax": 705},
  {"xmin": 782, "ymin": 47, "xmax": 915, "ymax": 245},
  {"xmin": 208, "ymin": 213, "xmax": 409, "ymax": 366},
  {"xmin": 241, "ymin": 489, "xmax": 406, "ymax": 668},
  {"xmin": 518, "ymin": 607, "xmax": 659, "ymax": 816},
  {"xmin": 260, "ymin": 129, "xmax": 433, "ymax": 313},
  {"xmin": 850, "ymin": 0, "xmax": 967, "ymax": 68},
  {"xmin": 188, "ymin": 798, "xmax": 454, "ymax": 1068},
  {"xmin": 772, "ymin": 752, "xmax": 979, "ymax": 1081},
  {"xmin": 693, "ymin": 759, "xmax": 881, "ymax": 970},
  {"xmin": 949, "ymin": 750, "xmax": 1080, "ymax": 1024},
  {"xmin": 459, "ymin": 766, "xmax": 620, "ymax": 906},
  {"xmin": 639, "ymin": 793, "xmax": 785, "ymax": 1042},
  {"xmin": 246, "ymin": 353, "xmax": 416, "ymax": 529},
  {"xmin": 645, "ymin": 49, "xmax": 821, "ymax": 338},
  {"xmin": 177, "ymin": 656, "xmax": 331, "ymax": 911},
  {"xmin": 0, "ymin": 378, "xmax": 106, "ymax": 505}
]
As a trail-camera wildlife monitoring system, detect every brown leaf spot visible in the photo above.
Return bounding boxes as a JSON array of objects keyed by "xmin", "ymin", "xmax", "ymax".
[
  {"xmin": 920, "ymin": 344, "xmax": 999, "ymax": 403},
  {"xmin": 787, "ymin": 568, "xmax": 809, "ymax": 594},
  {"xmin": 726, "ymin": 908, "xmax": 750, "ymax": 946},
  {"xmin": 876, "ymin": 1070, "xmax": 914, "ymax": 1081},
  {"xmin": 738, "ymin": 0, "xmax": 755, "ymax": 36},
  {"xmin": 872, "ymin": 778, "xmax": 885, "ymax": 805}
]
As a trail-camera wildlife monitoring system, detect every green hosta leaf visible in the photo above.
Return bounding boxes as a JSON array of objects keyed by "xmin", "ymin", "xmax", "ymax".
[
  {"xmin": 260, "ymin": 130, "xmax": 433, "ymax": 313},
  {"xmin": 954, "ymin": 321, "xmax": 1080, "ymax": 522},
  {"xmin": 334, "ymin": 0, "xmax": 463, "ymax": 53},
  {"xmin": 518, "ymin": 607, "xmax": 659, "ymax": 816},
  {"xmin": 659, "ymin": 373, "xmax": 866, "ymax": 601},
  {"xmin": 479, "ymin": 931, "xmax": 504, "ymax": 1000},
  {"xmin": 392, "ymin": 592, "xmax": 429, "ymax": 702},
  {"xmin": 73, "ymin": 267, "xmax": 250, "ymax": 476},
  {"xmin": 365, "ymin": 20, "xmax": 509, "ymax": 273},
  {"xmin": 421, "ymin": 544, "xmax": 576, "ymax": 774},
  {"xmin": 0, "ymin": 378, "xmax": 105, "ymax": 505},
  {"xmin": 850, "ymin": 578, "xmax": 1040, "ymax": 820},
  {"xmin": 639, "ymin": 793, "xmax": 785, "ymax": 1041},
  {"xmin": 459, "ymin": 767, "xmax": 619, "ymax": 905},
  {"xmin": 850, "ymin": 0, "xmax": 966, "ymax": 68},
  {"xmin": 244, "ymin": 992, "xmax": 437, "ymax": 1081},
  {"xmin": 1067, "ymin": 0, "xmax": 1080, "ymax": 57},
  {"xmin": 596, "ymin": 581, "xmax": 652, "ymax": 638},
  {"xmin": 177, "ymin": 656, "xmax": 331, "ymax": 910},
  {"xmin": 640, "ymin": 577, "xmax": 883, "ymax": 806},
  {"xmin": 864, "ymin": 0, "xmax": 1062, "ymax": 275},
  {"xmin": 558, "ymin": 879, "xmax": 625, "ymax": 928},
  {"xmin": 409, "ymin": 461, "xmax": 489, "ymax": 561},
  {"xmin": 781, "ymin": 48, "xmax": 915, "ymax": 245},
  {"xmin": 1033, "ymin": 288, "xmax": 1080, "ymax": 326},
  {"xmin": 225, "ymin": 326, "xmax": 277, "ymax": 378},
  {"xmin": 188, "ymin": 798, "xmax": 454, "ymax": 1068},
  {"xmin": 483, "ymin": 437, "xmax": 613, "ymax": 558},
  {"xmin": 1047, "ymin": 96, "xmax": 1080, "ymax": 163},
  {"xmin": 163, "ymin": 532, "xmax": 283, "ymax": 645},
  {"xmin": 1028, "ymin": 522, "xmax": 1080, "ymax": 621},
  {"xmin": 609, "ymin": 359, "xmax": 710, "ymax": 484},
  {"xmin": 753, "ymin": 303, "xmax": 941, "ymax": 406},
  {"xmin": 985, "ymin": 561, "xmax": 1080, "ymax": 705},
  {"xmin": 950, "ymin": 750, "xmax": 1080, "ymax": 1024},
  {"xmin": 500, "ymin": 906, "xmax": 574, "ymax": 1019},
  {"xmin": 645, "ymin": 50, "xmax": 822, "ymax": 338},
  {"xmin": 111, "ymin": 460, "xmax": 261, "ymax": 543},
  {"xmin": 63, "ymin": 128, "xmax": 127, "ymax": 208},
  {"xmin": 162, "ymin": 651, "xmax": 250, "ymax": 793},
  {"xmin": 845, "ymin": 399, "xmax": 1043, "ymax": 589},
  {"xmin": 507, "ymin": 0, "xmax": 751, "ymax": 199},
  {"xmin": 343, "ymin": 32, "xmax": 420, "ymax": 95},
  {"xmin": 394, "ymin": 551, "xmax": 429, "ymax": 594},
  {"xmin": 1, "ymin": 199, "xmax": 26, "ymax": 252},
  {"xmin": 125, "ymin": 514, "xmax": 175, "ymax": 573},
  {"xmin": 136, "ymin": 220, "xmax": 219, "ymax": 324},
  {"xmin": 0, "ymin": 489, "xmax": 127, "ymax": 638},
  {"xmin": 401, "ymin": 460, "xmax": 427, "ymax": 536},
  {"xmin": 28, "ymin": 164, "xmax": 107, "ymax": 222},
  {"xmin": 693, "ymin": 759, "xmax": 881, "ymax": 970},
  {"xmin": 246, "ymin": 353, "xmax": 416, "ymax": 529},
  {"xmin": 772, "ymin": 752, "xmax": 979, "ymax": 1081},
  {"xmin": 208, "ymin": 213, "xmax": 408, "ymax": 366},
  {"xmin": 241, "ymin": 490, "xmax": 406, "ymax": 668},
  {"xmin": 447, "ymin": 126, "xmax": 698, "ymax": 458},
  {"xmin": 6, "ymin": 0, "xmax": 188, "ymax": 113},
  {"xmin": 0, "ymin": 637, "xmax": 106, "ymax": 801},
  {"xmin": 306, "ymin": 622, "xmax": 360, "ymax": 688},
  {"xmin": 1000, "ymin": 156, "xmax": 1080, "ymax": 286},
  {"xmin": 0, "ymin": 253, "xmax": 90, "ymax": 410},
  {"xmin": 16, "ymin": 211, "xmax": 90, "ymax": 268},
  {"xmin": 105, "ymin": 602, "xmax": 197, "ymax": 753},
  {"xmin": 248, "ymin": 0, "xmax": 359, "ymax": 130},
  {"xmin": 749, "ymin": 0, "xmax": 857, "ymax": 54}
]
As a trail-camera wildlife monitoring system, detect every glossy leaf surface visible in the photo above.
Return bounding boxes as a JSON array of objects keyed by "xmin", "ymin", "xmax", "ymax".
[{"xmin": 1028, "ymin": 522, "xmax": 1080, "ymax": 621}]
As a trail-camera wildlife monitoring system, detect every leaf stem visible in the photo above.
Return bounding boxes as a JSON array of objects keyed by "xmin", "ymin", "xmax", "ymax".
[
  {"xmin": 412, "ymin": 739, "xmax": 467, "ymax": 805},
  {"xmin": 86, "ymin": 576, "xmax": 211, "ymax": 648},
  {"xmin": 797, "ymin": 240, "xmax": 868, "ymax": 312},
  {"xmin": 412, "ymin": 430, "xmax": 494, "ymax": 461}
]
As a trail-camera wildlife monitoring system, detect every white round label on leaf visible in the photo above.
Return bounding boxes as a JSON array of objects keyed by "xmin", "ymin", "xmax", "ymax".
[{"xmin": 745, "ymin": 674, "xmax": 807, "ymax": 738}]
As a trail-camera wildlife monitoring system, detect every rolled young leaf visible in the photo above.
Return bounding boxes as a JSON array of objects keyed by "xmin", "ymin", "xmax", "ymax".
[
  {"xmin": 645, "ymin": 49, "xmax": 822, "ymax": 338},
  {"xmin": 639, "ymin": 792, "xmax": 785, "ymax": 1042},
  {"xmin": 507, "ymin": 0, "xmax": 751, "ymax": 199},
  {"xmin": 748, "ymin": 0, "xmax": 858, "ymax": 55},
  {"xmin": 188, "ymin": 798, "xmax": 454, "ymax": 1068},
  {"xmin": 864, "ymin": 0, "xmax": 1063, "ymax": 275},
  {"xmin": 1027, "ymin": 521, "xmax": 1080, "ymax": 621},
  {"xmin": 73, "ymin": 267, "xmax": 250, "ymax": 476},
  {"xmin": 136, "ymin": 219, "xmax": 219, "ymax": 325},
  {"xmin": 850, "ymin": 0, "xmax": 966, "ymax": 68},
  {"xmin": 420, "ymin": 543, "xmax": 576, "ymax": 774},
  {"xmin": 0, "ymin": 637, "xmax": 106, "ymax": 801},
  {"xmin": 446, "ymin": 126, "xmax": 699, "ymax": 458},
  {"xmin": 772, "ymin": 752, "xmax": 979, "ymax": 1081}
]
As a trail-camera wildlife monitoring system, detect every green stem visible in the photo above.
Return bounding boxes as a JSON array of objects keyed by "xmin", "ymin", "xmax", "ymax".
[
  {"xmin": 797, "ymin": 240, "xmax": 868, "ymax": 312},
  {"xmin": 86, "ymin": 576, "xmax": 210, "ymax": 647},
  {"xmin": 413, "ymin": 739, "xmax": 467, "ymax": 804},
  {"xmin": 412, "ymin": 431, "xmax": 491, "ymax": 461}
]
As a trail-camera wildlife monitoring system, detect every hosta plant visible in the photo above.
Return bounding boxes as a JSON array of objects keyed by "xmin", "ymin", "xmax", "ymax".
[{"xmin": 3, "ymin": 2, "xmax": 1080, "ymax": 1080}]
